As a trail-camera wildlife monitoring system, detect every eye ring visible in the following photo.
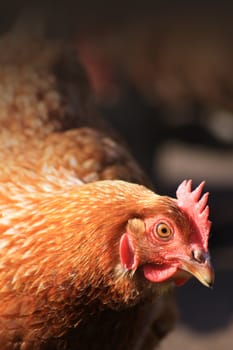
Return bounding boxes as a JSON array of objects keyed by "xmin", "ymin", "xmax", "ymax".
[{"xmin": 154, "ymin": 222, "xmax": 172, "ymax": 240}]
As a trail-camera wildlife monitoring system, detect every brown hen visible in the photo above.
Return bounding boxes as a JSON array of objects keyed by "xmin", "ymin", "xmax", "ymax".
[{"xmin": 0, "ymin": 13, "xmax": 213, "ymax": 350}]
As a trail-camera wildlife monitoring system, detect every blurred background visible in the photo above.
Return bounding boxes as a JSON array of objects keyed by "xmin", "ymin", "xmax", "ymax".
[{"xmin": 0, "ymin": 0, "xmax": 232, "ymax": 348}]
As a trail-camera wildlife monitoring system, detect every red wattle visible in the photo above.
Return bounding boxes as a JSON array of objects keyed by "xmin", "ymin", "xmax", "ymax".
[
  {"xmin": 143, "ymin": 264, "xmax": 178, "ymax": 283},
  {"xmin": 174, "ymin": 278, "xmax": 189, "ymax": 287}
]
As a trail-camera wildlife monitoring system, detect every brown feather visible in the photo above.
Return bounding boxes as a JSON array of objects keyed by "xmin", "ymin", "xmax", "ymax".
[{"xmin": 0, "ymin": 15, "xmax": 176, "ymax": 349}]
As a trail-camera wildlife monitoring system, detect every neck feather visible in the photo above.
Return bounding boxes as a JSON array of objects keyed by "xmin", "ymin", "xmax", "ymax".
[{"xmin": 0, "ymin": 180, "xmax": 162, "ymax": 328}]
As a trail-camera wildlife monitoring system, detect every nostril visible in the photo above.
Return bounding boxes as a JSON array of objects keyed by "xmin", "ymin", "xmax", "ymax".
[{"xmin": 192, "ymin": 249, "xmax": 206, "ymax": 263}]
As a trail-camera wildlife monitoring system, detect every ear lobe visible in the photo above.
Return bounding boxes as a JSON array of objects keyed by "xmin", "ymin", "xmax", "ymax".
[{"xmin": 119, "ymin": 233, "xmax": 137, "ymax": 270}]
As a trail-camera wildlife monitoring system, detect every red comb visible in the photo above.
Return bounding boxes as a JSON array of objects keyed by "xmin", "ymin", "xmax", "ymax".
[{"xmin": 176, "ymin": 180, "xmax": 211, "ymax": 249}]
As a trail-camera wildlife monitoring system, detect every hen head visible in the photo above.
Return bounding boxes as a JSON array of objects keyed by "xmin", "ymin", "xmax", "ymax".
[{"xmin": 120, "ymin": 180, "xmax": 214, "ymax": 288}]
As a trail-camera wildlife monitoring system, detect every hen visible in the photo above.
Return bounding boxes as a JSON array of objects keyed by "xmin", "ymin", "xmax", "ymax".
[{"xmin": 0, "ymin": 12, "xmax": 214, "ymax": 350}]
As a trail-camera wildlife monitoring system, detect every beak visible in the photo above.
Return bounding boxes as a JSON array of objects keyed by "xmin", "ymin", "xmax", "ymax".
[{"xmin": 179, "ymin": 252, "xmax": 215, "ymax": 288}]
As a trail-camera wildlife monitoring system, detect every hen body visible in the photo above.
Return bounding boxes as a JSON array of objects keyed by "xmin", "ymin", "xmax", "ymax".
[{"xmin": 0, "ymin": 19, "xmax": 177, "ymax": 350}]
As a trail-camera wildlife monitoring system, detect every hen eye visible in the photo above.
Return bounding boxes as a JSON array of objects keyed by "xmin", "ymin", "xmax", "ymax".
[{"xmin": 154, "ymin": 222, "xmax": 172, "ymax": 240}]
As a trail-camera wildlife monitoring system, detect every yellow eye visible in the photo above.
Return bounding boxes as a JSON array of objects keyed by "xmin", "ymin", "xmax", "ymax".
[{"xmin": 154, "ymin": 222, "xmax": 172, "ymax": 239}]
